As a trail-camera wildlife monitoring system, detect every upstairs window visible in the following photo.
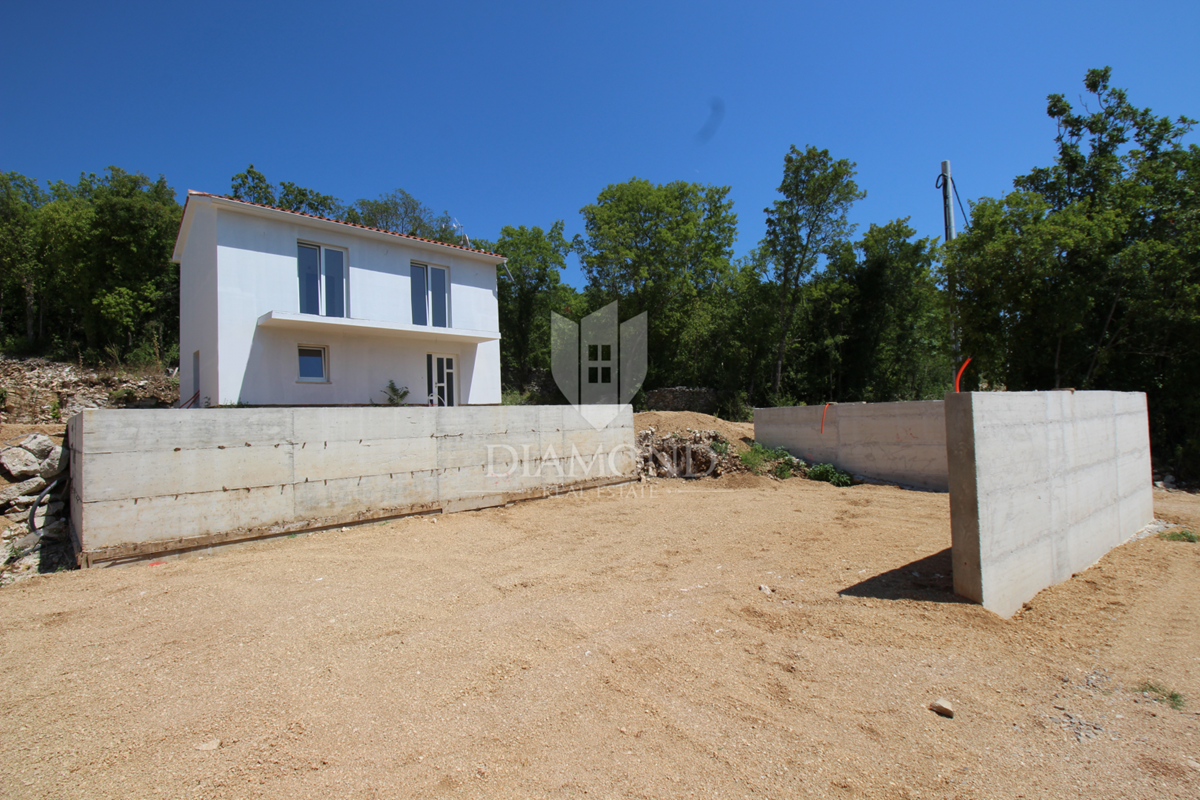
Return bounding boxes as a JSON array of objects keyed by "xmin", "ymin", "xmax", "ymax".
[
  {"xmin": 410, "ymin": 263, "xmax": 449, "ymax": 328},
  {"xmin": 298, "ymin": 243, "xmax": 346, "ymax": 317}
]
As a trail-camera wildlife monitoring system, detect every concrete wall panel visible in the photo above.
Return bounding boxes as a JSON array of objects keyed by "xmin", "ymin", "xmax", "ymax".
[
  {"xmin": 72, "ymin": 406, "xmax": 636, "ymax": 564},
  {"xmin": 756, "ymin": 401, "xmax": 948, "ymax": 491},
  {"xmin": 945, "ymin": 391, "xmax": 1153, "ymax": 617}
]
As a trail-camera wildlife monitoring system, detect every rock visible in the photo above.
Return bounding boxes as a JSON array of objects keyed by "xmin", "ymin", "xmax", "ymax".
[
  {"xmin": 930, "ymin": 698, "xmax": 954, "ymax": 718},
  {"xmin": 38, "ymin": 446, "xmax": 68, "ymax": 480},
  {"xmin": 37, "ymin": 520, "xmax": 67, "ymax": 541},
  {"xmin": 0, "ymin": 447, "xmax": 42, "ymax": 480},
  {"xmin": 0, "ymin": 477, "xmax": 46, "ymax": 505},
  {"xmin": 1154, "ymin": 481, "xmax": 1165, "ymax": 489},
  {"xmin": 195, "ymin": 738, "xmax": 221, "ymax": 751},
  {"xmin": 759, "ymin": 584, "xmax": 772, "ymax": 594},
  {"xmin": 33, "ymin": 501, "xmax": 64, "ymax": 525},
  {"xmin": 17, "ymin": 434, "xmax": 57, "ymax": 461},
  {"xmin": 1163, "ymin": 474, "xmax": 1176, "ymax": 487},
  {"xmin": 1187, "ymin": 758, "xmax": 1200, "ymax": 772}
]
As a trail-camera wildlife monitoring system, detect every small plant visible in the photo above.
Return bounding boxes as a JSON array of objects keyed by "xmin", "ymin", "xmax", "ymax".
[
  {"xmin": 808, "ymin": 462, "xmax": 852, "ymax": 487},
  {"xmin": 49, "ymin": 399, "xmax": 62, "ymax": 422},
  {"xmin": 710, "ymin": 438, "xmax": 730, "ymax": 456},
  {"xmin": 108, "ymin": 387, "xmax": 137, "ymax": 404},
  {"xmin": 0, "ymin": 387, "xmax": 7, "ymax": 406},
  {"xmin": 739, "ymin": 446, "xmax": 766, "ymax": 474},
  {"xmin": 1137, "ymin": 681, "xmax": 1185, "ymax": 711},
  {"xmin": 372, "ymin": 380, "xmax": 410, "ymax": 406},
  {"xmin": 1160, "ymin": 529, "xmax": 1198, "ymax": 543},
  {"xmin": 501, "ymin": 389, "xmax": 530, "ymax": 406},
  {"xmin": 772, "ymin": 460, "xmax": 794, "ymax": 479}
]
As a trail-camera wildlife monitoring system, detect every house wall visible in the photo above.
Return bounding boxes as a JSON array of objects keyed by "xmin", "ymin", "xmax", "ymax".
[
  {"xmin": 177, "ymin": 199, "xmax": 501, "ymax": 407},
  {"xmin": 177, "ymin": 202, "xmax": 219, "ymax": 406},
  {"xmin": 944, "ymin": 391, "xmax": 1153, "ymax": 617},
  {"xmin": 69, "ymin": 405, "xmax": 635, "ymax": 565},
  {"xmin": 754, "ymin": 401, "xmax": 948, "ymax": 491}
]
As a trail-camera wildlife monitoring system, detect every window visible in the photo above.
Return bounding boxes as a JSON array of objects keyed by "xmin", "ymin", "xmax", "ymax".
[
  {"xmin": 587, "ymin": 343, "xmax": 613, "ymax": 384},
  {"xmin": 427, "ymin": 354, "xmax": 455, "ymax": 406},
  {"xmin": 298, "ymin": 243, "xmax": 346, "ymax": 317},
  {"xmin": 411, "ymin": 263, "xmax": 448, "ymax": 328},
  {"xmin": 298, "ymin": 345, "xmax": 328, "ymax": 382}
]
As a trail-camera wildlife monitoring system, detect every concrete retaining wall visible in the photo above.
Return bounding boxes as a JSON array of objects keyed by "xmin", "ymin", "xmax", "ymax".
[
  {"xmin": 945, "ymin": 391, "xmax": 1153, "ymax": 617},
  {"xmin": 68, "ymin": 405, "xmax": 635, "ymax": 566},
  {"xmin": 754, "ymin": 401, "xmax": 949, "ymax": 491}
]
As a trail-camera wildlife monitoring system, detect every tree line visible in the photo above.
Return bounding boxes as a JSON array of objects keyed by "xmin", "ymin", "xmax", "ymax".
[{"xmin": 1, "ymin": 69, "xmax": 1196, "ymax": 476}]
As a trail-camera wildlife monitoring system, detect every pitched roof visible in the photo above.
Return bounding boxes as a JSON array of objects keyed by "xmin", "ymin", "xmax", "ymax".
[{"xmin": 183, "ymin": 191, "xmax": 504, "ymax": 259}]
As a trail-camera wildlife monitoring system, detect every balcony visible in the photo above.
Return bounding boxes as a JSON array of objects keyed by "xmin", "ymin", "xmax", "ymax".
[{"xmin": 255, "ymin": 311, "xmax": 500, "ymax": 344}]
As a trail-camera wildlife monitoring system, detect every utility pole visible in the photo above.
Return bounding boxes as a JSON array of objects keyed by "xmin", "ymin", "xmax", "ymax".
[{"xmin": 941, "ymin": 160, "xmax": 960, "ymax": 382}]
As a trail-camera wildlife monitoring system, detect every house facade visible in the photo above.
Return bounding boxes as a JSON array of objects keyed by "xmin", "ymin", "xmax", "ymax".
[{"xmin": 172, "ymin": 192, "xmax": 504, "ymax": 407}]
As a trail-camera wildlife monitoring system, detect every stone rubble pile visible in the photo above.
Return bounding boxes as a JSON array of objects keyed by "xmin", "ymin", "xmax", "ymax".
[
  {"xmin": 1, "ymin": 433, "xmax": 70, "ymax": 582},
  {"xmin": 0, "ymin": 356, "xmax": 178, "ymax": 424},
  {"xmin": 636, "ymin": 428, "xmax": 743, "ymax": 479}
]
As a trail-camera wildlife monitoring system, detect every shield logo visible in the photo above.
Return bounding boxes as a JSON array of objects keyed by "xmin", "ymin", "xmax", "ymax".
[{"xmin": 550, "ymin": 301, "xmax": 647, "ymax": 429}]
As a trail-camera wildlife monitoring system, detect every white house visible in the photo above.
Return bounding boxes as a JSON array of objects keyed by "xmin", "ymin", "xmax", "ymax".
[{"xmin": 172, "ymin": 192, "xmax": 504, "ymax": 407}]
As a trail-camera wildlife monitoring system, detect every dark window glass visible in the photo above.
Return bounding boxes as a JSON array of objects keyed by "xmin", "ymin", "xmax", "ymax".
[
  {"xmin": 588, "ymin": 366, "xmax": 598, "ymax": 384},
  {"xmin": 298, "ymin": 245, "xmax": 320, "ymax": 314},
  {"xmin": 446, "ymin": 358, "xmax": 453, "ymax": 369},
  {"xmin": 430, "ymin": 267, "xmax": 448, "ymax": 328},
  {"xmin": 298, "ymin": 347, "xmax": 325, "ymax": 380},
  {"xmin": 426, "ymin": 353, "xmax": 433, "ymax": 403},
  {"xmin": 588, "ymin": 344, "xmax": 598, "ymax": 361},
  {"xmin": 324, "ymin": 249, "xmax": 344, "ymax": 317},
  {"xmin": 601, "ymin": 367, "xmax": 611, "ymax": 383},
  {"xmin": 446, "ymin": 368, "xmax": 454, "ymax": 406},
  {"xmin": 411, "ymin": 265, "xmax": 427, "ymax": 325},
  {"xmin": 601, "ymin": 344, "xmax": 611, "ymax": 361}
]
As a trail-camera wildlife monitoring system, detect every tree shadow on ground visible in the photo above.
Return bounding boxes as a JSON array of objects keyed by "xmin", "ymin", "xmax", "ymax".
[{"xmin": 839, "ymin": 548, "xmax": 970, "ymax": 604}]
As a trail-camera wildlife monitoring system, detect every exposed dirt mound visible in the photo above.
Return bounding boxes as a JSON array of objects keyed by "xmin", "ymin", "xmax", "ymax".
[{"xmin": 635, "ymin": 410, "xmax": 755, "ymax": 452}]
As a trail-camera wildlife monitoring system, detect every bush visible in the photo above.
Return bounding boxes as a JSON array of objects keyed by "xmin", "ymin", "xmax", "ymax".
[
  {"xmin": 808, "ymin": 462, "xmax": 852, "ymax": 487},
  {"xmin": 715, "ymin": 390, "xmax": 753, "ymax": 422},
  {"xmin": 371, "ymin": 380, "xmax": 410, "ymax": 406},
  {"xmin": 1160, "ymin": 529, "xmax": 1198, "ymax": 543}
]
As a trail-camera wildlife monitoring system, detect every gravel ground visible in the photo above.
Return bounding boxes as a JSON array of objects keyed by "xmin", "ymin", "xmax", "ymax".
[{"xmin": 0, "ymin": 418, "xmax": 1197, "ymax": 799}]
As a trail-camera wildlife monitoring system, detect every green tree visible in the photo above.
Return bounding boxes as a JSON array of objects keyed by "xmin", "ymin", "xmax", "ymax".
[
  {"xmin": 762, "ymin": 145, "xmax": 865, "ymax": 395},
  {"xmin": 230, "ymin": 164, "xmax": 343, "ymax": 217},
  {"xmin": 0, "ymin": 172, "xmax": 49, "ymax": 343},
  {"xmin": 344, "ymin": 188, "xmax": 457, "ymax": 242},
  {"xmin": 577, "ymin": 177, "xmax": 737, "ymax": 387},
  {"xmin": 945, "ymin": 68, "xmax": 1200, "ymax": 475},
  {"xmin": 492, "ymin": 221, "xmax": 571, "ymax": 390},
  {"xmin": 48, "ymin": 167, "xmax": 182, "ymax": 354}
]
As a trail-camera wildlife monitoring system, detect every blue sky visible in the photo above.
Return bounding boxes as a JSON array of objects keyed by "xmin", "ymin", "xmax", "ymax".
[{"xmin": 4, "ymin": 1, "xmax": 1198, "ymax": 286}]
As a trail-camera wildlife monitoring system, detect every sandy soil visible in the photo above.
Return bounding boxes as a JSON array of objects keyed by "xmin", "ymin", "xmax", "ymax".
[
  {"xmin": 635, "ymin": 411, "xmax": 756, "ymax": 453},
  {"xmin": 1, "ymin": 417, "xmax": 1198, "ymax": 799}
]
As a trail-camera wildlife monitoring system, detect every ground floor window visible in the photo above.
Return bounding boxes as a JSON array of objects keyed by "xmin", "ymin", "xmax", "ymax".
[
  {"xmin": 427, "ymin": 353, "xmax": 455, "ymax": 406},
  {"xmin": 298, "ymin": 345, "xmax": 329, "ymax": 382}
]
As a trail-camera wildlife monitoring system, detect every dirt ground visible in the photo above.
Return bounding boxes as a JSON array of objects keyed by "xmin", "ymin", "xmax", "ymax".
[{"xmin": 0, "ymin": 415, "xmax": 1198, "ymax": 799}]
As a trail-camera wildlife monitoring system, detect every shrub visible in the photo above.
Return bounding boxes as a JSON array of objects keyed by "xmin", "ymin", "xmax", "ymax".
[
  {"xmin": 1160, "ymin": 529, "xmax": 1198, "ymax": 543},
  {"xmin": 372, "ymin": 380, "xmax": 410, "ymax": 406},
  {"xmin": 808, "ymin": 462, "xmax": 852, "ymax": 487}
]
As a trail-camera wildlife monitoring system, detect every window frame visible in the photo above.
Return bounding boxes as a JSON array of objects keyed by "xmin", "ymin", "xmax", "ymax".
[
  {"xmin": 298, "ymin": 241, "xmax": 349, "ymax": 318},
  {"xmin": 297, "ymin": 344, "xmax": 330, "ymax": 384},
  {"xmin": 410, "ymin": 261, "xmax": 450, "ymax": 328},
  {"xmin": 426, "ymin": 352, "xmax": 456, "ymax": 406}
]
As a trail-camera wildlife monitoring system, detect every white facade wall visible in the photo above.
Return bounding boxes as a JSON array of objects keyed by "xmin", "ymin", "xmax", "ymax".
[{"xmin": 175, "ymin": 195, "xmax": 503, "ymax": 407}]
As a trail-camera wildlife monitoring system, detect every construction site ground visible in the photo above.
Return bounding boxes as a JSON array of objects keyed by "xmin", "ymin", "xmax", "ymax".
[{"xmin": 0, "ymin": 412, "xmax": 1197, "ymax": 799}]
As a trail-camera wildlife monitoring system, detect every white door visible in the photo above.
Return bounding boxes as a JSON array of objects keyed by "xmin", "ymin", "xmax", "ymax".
[{"xmin": 427, "ymin": 354, "xmax": 456, "ymax": 406}]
